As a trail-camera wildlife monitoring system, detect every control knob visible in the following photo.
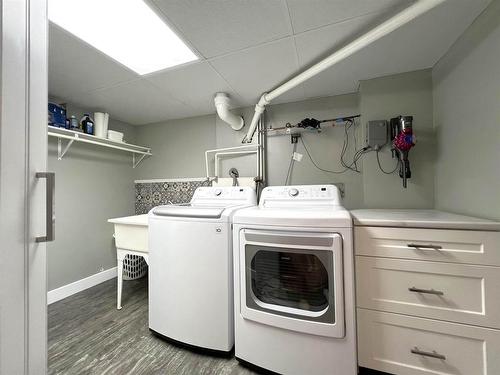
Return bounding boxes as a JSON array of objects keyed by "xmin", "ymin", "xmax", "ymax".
[{"xmin": 289, "ymin": 188, "xmax": 299, "ymax": 197}]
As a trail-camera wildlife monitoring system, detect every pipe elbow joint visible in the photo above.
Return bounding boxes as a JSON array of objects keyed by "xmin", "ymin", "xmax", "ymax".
[{"xmin": 214, "ymin": 93, "xmax": 244, "ymax": 131}]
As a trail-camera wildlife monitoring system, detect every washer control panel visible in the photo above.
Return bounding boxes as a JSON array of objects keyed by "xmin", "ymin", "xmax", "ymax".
[{"xmin": 192, "ymin": 186, "xmax": 257, "ymax": 205}]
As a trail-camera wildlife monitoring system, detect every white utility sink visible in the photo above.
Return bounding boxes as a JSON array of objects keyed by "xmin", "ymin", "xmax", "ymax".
[
  {"xmin": 108, "ymin": 214, "xmax": 149, "ymax": 310},
  {"xmin": 108, "ymin": 214, "xmax": 148, "ymax": 253}
]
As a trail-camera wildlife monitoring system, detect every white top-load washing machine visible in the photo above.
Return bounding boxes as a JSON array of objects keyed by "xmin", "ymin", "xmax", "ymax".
[
  {"xmin": 149, "ymin": 186, "xmax": 256, "ymax": 353},
  {"xmin": 232, "ymin": 185, "xmax": 356, "ymax": 375}
]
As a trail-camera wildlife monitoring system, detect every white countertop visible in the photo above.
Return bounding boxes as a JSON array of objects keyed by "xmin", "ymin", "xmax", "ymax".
[
  {"xmin": 108, "ymin": 214, "xmax": 148, "ymax": 226},
  {"xmin": 350, "ymin": 209, "xmax": 500, "ymax": 231}
]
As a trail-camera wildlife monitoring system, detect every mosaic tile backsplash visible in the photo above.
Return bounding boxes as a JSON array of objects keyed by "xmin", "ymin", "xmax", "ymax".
[{"xmin": 135, "ymin": 179, "xmax": 212, "ymax": 214}]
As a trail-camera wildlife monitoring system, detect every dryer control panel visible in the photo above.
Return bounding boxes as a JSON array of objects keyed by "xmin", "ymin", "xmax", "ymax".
[{"xmin": 260, "ymin": 185, "xmax": 341, "ymax": 208}]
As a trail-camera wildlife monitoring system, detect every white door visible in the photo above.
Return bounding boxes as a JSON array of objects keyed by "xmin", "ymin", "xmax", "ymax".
[{"xmin": 0, "ymin": 0, "xmax": 48, "ymax": 373}]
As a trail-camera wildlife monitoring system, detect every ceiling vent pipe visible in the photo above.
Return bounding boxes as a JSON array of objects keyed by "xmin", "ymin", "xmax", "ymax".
[
  {"xmin": 242, "ymin": 0, "xmax": 446, "ymax": 143},
  {"xmin": 214, "ymin": 93, "xmax": 244, "ymax": 131}
]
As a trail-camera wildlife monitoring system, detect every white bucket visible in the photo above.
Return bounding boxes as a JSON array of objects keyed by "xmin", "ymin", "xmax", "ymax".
[{"xmin": 94, "ymin": 112, "xmax": 109, "ymax": 138}]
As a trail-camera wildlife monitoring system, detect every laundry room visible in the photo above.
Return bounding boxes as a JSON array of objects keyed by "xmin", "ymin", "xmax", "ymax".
[{"xmin": 1, "ymin": 0, "xmax": 499, "ymax": 374}]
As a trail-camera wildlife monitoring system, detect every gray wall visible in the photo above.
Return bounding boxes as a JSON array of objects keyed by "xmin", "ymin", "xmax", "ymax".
[
  {"xmin": 135, "ymin": 72, "xmax": 436, "ymax": 210},
  {"xmin": 359, "ymin": 69, "xmax": 435, "ymax": 209},
  {"xmin": 47, "ymin": 101, "xmax": 136, "ymax": 290},
  {"xmin": 135, "ymin": 94, "xmax": 365, "ymax": 208},
  {"xmin": 134, "ymin": 115, "xmax": 216, "ymax": 180},
  {"xmin": 433, "ymin": 1, "xmax": 500, "ymax": 220},
  {"xmin": 261, "ymin": 94, "xmax": 363, "ymax": 209}
]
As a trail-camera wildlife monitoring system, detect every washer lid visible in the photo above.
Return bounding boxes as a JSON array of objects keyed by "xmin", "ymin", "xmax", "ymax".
[{"xmin": 152, "ymin": 205, "xmax": 225, "ymax": 219}]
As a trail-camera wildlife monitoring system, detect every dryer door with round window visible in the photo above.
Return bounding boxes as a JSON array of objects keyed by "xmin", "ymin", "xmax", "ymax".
[{"xmin": 240, "ymin": 229, "xmax": 344, "ymax": 338}]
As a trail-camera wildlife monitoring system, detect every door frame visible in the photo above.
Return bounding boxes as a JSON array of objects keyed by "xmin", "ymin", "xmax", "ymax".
[{"xmin": 0, "ymin": 0, "xmax": 48, "ymax": 373}]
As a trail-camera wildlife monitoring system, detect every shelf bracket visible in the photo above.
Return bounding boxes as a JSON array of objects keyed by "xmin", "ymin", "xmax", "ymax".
[
  {"xmin": 132, "ymin": 153, "xmax": 148, "ymax": 168},
  {"xmin": 57, "ymin": 137, "xmax": 75, "ymax": 160}
]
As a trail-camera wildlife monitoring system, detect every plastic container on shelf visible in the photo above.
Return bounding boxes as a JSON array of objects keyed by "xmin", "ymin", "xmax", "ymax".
[
  {"xmin": 80, "ymin": 114, "xmax": 94, "ymax": 135},
  {"xmin": 108, "ymin": 129, "xmax": 124, "ymax": 142},
  {"xmin": 48, "ymin": 102, "xmax": 66, "ymax": 127},
  {"xmin": 94, "ymin": 112, "xmax": 109, "ymax": 138}
]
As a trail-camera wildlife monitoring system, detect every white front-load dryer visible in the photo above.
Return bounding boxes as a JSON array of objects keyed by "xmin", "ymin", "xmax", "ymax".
[
  {"xmin": 232, "ymin": 185, "xmax": 357, "ymax": 374},
  {"xmin": 149, "ymin": 186, "xmax": 256, "ymax": 353}
]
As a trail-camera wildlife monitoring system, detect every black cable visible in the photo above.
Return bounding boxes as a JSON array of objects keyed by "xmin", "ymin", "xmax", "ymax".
[
  {"xmin": 352, "ymin": 118, "xmax": 359, "ymax": 170},
  {"xmin": 300, "ymin": 136, "xmax": 351, "ymax": 174},
  {"xmin": 376, "ymin": 150, "xmax": 400, "ymax": 174},
  {"xmin": 340, "ymin": 119, "xmax": 363, "ymax": 173},
  {"xmin": 340, "ymin": 120, "xmax": 354, "ymax": 171},
  {"xmin": 284, "ymin": 142, "xmax": 297, "ymax": 185},
  {"xmin": 340, "ymin": 120, "xmax": 352, "ymax": 171}
]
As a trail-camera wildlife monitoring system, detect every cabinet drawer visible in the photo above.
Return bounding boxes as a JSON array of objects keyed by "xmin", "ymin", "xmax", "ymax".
[
  {"xmin": 355, "ymin": 226, "xmax": 500, "ymax": 266},
  {"xmin": 358, "ymin": 308, "xmax": 500, "ymax": 375},
  {"xmin": 356, "ymin": 256, "xmax": 500, "ymax": 328}
]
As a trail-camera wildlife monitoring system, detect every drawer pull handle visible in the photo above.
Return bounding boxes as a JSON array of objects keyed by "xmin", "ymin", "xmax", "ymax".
[
  {"xmin": 409, "ymin": 287, "xmax": 444, "ymax": 296},
  {"xmin": 407, "ymin": 243, "xmax": 442, "ymax": 250},
  {"xmin": 406, "ymin": 243, "xmax": 443, "ymax": 250},
  {"xmin": 411, "ymin": 347, "xmax": 446, "ymax": 360}
]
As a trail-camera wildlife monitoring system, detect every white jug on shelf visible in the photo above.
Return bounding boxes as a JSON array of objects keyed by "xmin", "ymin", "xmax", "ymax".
[{"xmin": 94, "ymin": 112, "xmax": 109, "ymax": 138}]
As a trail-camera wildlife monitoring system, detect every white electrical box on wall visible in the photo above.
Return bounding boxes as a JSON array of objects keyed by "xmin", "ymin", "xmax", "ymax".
[{"xmin": 365, "ymin": 120, "xmax": 388, "ymax": 149}]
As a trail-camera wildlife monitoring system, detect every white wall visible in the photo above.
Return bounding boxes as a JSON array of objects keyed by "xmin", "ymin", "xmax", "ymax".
[
  {"xmin": 433, "ymin": 1, "xmax": 500, "ymax": 220},
  {"xmin": 47, "ymin": 101, "xmax": 136, "ymax": 290}
]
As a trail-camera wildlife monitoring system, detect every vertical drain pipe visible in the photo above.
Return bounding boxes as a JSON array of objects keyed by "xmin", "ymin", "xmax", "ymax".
[
  {"xmin": 255, "ymin": 113, "xmax": 263, "ymax": 199},
  {"xmin": 257, "ymin": 111, "xmax": 267, "ymax": 199},
  {"xmin": 242, "ymin": 0, "xmax": 447, "ymax": 143}
]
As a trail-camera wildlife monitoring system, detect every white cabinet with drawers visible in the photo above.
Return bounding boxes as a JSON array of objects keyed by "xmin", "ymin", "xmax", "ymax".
[{"xmin": 351, "ymin": 210, "xmax": 500, "ymax": 375}]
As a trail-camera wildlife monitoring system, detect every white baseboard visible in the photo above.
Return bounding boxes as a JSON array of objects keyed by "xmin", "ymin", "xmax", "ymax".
[{"xmin": 47, "ymin": 267, "xmax": 117, "ymax": 305}]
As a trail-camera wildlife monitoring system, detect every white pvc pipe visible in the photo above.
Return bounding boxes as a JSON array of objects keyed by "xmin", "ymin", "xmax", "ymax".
[
  {"xmin": 243, "ymin": 0, "xmax": 446, "ymax": 143},
  {"xmin": 214, "ymin": 92, "xmax": 244, "ymax": 130},
  {"xmin": 214, "ymin": 150, "xmax": 258, "ymax": 177},
  {"xmin": 205, "ymin": 144, "xmax": 260, "ymax": 177}
]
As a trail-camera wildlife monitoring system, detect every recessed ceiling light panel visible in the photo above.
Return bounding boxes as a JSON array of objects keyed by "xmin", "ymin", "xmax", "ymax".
[{"xmin": 49, "ymin": 0, "xmax": 198, "ymax": 75}]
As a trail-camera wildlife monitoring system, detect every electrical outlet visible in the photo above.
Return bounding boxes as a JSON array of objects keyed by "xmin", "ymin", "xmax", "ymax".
[{"xmin": 292, "ymin": 152, "xmax": 303, "ymax": 162}]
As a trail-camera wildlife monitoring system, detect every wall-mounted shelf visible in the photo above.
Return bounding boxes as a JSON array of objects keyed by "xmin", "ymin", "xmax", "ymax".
[{"xmin": 48, "ymin": 127, "xmax": 152, "ymax": 168}]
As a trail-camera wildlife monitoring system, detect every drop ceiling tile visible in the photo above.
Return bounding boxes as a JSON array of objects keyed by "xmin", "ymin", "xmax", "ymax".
[
  {"xmin": 48, "ymin": 23, "xmax": 137, "ymax": 99},
  {"xmin": 60, "ymin": 91, "xmax": 108, "ymax": 112},
  {"xmin": 144, "ymin": 61, "xmax": 243, "ymax": 114},
  {"xmin": 271, "ymin": 84, "xmax": 308, "ymax": 105},
  {"xmin": 48, "ymin": 0, "xmax": 491, "ymax": 125},
  {"xmin": 297, "ymin": 0, "xmax": 490, "ymax": 99},
  {"xmin": 92, "ymin": 79, "xmax": 194, "ymax": 125},
  {"xmin": 294, "ymin": 11, "xmax": 390, "ymax": 68},
  {"xmin": 210, "ymin": 38, "xmax": 304, "ymax": 105},
  {"xmin": 286, "ymin": 0, "xmax": 414, "ymax": 34},
  {"xmin": 151, "ymin": 0, "xmax": 292, "ymax": 58}
]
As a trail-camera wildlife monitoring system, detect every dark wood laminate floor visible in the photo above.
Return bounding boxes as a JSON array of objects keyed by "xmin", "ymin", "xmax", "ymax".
[{"xmin": 48, "ymin": 277, "xmax": 258, "ymax": 375}]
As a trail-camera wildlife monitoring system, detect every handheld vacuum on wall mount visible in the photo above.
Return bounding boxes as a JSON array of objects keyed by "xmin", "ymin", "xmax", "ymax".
[{"xmin": 390, "ymin": 115, "xmax": 415, "ymax": 188}]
